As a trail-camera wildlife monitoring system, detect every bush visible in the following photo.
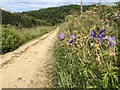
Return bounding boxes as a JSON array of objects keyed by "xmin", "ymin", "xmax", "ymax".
[{"xmin": 2, "ymin": 25, "xmax": 22, "ymax": 53}]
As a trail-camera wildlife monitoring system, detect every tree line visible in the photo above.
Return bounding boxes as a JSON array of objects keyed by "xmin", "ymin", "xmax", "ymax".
[
  {"xmin": 1, "ymin": 4, "xmax": 91, "ymax": 28},
  {"xmin": 1, "ymin": 2, "xmax": 119, "ymax": 28}
]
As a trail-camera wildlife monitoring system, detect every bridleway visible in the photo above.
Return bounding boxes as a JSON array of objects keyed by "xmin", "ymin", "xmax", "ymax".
[{"xmin": 0, "ymin": 27, "xmax": 59, "ymax": 88}]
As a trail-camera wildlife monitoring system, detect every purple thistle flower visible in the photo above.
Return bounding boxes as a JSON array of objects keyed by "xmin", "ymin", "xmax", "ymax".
[
  {"xmin": 90, "ymin": 30, "xmax": 96, "ymax": 39},
  {"xmin": 70, "ymin": 34, "xmax": 76, "ymax": 39},
  {"xmin": 106, "ymin": 36, "xmax": 116, "ymax": 47},
  {"xmin": 59, "ymin": 32, "xmax": 65, "ymax": 40}
]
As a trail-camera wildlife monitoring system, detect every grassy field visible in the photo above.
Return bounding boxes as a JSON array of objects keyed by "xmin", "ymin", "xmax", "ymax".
[
  {"xmin": 1, "ymin": 25, "xmax": 56, "ymax": 53},
  {"xmin": 52, "ymin": 11, "xmax": 119, "ymax": 89}
]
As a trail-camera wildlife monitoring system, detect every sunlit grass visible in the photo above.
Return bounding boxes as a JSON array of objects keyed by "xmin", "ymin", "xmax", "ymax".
[{"xmin": 1, "ymin": 25, "xmax": 56, "ymax": 53}]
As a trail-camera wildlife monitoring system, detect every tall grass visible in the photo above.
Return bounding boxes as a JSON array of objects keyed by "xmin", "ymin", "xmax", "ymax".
[
  {"xmin": 1, "ymin": 25, "xmax": 56, "ymax": 53},
  {"xmin": 52, "ymin": 11, "xmax": 119, "ymax": 89},
  {"xmin": 18, "ymin": 26, "xmax": 56, "ymax": 43}
]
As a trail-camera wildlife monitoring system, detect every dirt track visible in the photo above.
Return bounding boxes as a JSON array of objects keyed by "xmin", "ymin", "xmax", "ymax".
[{"xmin": 0, "ymin": 27, "xmax": 59, "ymax": 88}]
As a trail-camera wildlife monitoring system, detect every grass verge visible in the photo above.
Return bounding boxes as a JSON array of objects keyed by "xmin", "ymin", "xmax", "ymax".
[
  {"xmin": 52, "ymin": 12, "xmax": 119, "ymax": 89},
  {"xmin": 1, "ymin": 25, "xmax": 56, "ymax": 54}
]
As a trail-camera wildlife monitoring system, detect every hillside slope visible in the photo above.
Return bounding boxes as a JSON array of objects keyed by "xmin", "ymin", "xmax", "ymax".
[{"xmin": 1, "ymin": 4, "xmax": 91, "ymax": 27}]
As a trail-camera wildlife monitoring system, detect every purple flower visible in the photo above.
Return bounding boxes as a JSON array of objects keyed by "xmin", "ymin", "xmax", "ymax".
[
  {"xmin": 59, "ymin": 32, "xmax": 65, "ymax": 40},
  {"xmin": 90, "ymin": 29, "xmax": 105, "ymax": 42},
  {"xmin": 97, "ymin": 34, "xmax": 105, "ymax": 42},
  {"xmin": 110, "ymin": 26, "xmax": 112, "ymax": 31},
  {"xmin": 68, "ymin": 34, "xmax": 76, "ymax": 43},
  {"xmin": 106, "ymin": 36, "xmax": 116, "ymax": 47},
  {"xmin": 99, "ymin": 29, "xmax": 106, "ymax": 35},
  {"xmin": 68, "ymin": 39, "xmax": 76, "ymax": 44},
  {"xmin": 96, "ymin": 29, "xmax": 106, "ymax": 42},
  {"xmin": 68, "ymin": 39, "xmax": 73, "ymax": 43},
  {"xmin": 90, "ymin": 30, "xmax": 96, "ymax": 39},
  {"xmin": 70, "ymin": 34, "xmax": 76, "ymax": 39}
]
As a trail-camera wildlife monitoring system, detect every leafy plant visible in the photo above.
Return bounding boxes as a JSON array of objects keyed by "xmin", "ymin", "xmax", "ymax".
[
  {"xmin": 53, "ymin": 9, "xmax": 119, "ymax": 89},
  {"xmin": 1, "ymin": 25, "xmax": 56, "ymax": 53}
]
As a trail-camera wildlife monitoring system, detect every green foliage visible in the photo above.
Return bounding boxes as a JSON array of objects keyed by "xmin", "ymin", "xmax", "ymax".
[
  {"xmin": 23, "ymin": 5, "xmax": 91, "ymax": 25},
  {"xmin": 2, "ymin": 25, "xmax": 22, "ymax": 53},
  {"xmin": 53, "ymin": 9, "xmax": 119, "ymax": 89},
  {"xmin": 23, "ymin": 5, "xmax": 89, "ymax": 25},
  {"xmin": 1, "ymin": 4, "xmax": 91, "ymax": 27},
  {"xmin": 91, "ymin": 3, "xmax": 120, "ymax": 24},
  {"xmin": 1, "ymin": 10, "xmax": 51, "ymax": 28},
  {"xmin": 115, "ymin": 1, "xmax": 120, "ymax": 9},
  {"xmin": 1, "ymin": 25, "xmax": 56, "ymax": 53}
]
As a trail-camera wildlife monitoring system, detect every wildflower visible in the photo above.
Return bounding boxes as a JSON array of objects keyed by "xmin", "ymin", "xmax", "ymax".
[
  {"xmin": 106, "ymin": 36, "xmax": 116, "ymax": 47},
  {"xmin": 70, "ymin": 34, "xmax": 76, "ymax": 39},
  {"xmin": 68, "ymin": 34, "xmax": 76, "ymax": 43},
  {"xmin": 68, "ymin": 39, "xmax": 76, "ymax": 44},
  {"xmin": 68, "ymin": 39, "xmax": 73, "ymax": 43},
  {"xmin": 99, "ymin": 29, "xmax": 106, "ymax": 35},
  {"xmin": 59, "ymin": 32, "xmax": 65, "ymax": 40},
  {"xmin": 97, "ymin": 35, "xmax": 104, "ymax": 42},
  {"xmin": 110, "ymin": 26, "xmax": 112, "ymax": 31},
  {"xmin": 90, "ymin": 30, "xmax": 96, "ymax": 39},
  {"xmin": 96, "ymin": 29, "xmax": 106, "ymax": 42}
]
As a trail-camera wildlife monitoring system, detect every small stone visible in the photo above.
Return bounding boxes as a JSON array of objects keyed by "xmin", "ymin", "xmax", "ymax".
[{"xmin": 17, "ymin": 77, "xmax": 22, "ymax": 80}]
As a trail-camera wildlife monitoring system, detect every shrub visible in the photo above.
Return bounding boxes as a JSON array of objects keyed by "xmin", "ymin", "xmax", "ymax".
[{"xmin": 2, "ymin": 25, "xmax": 22, "ymax": 53}]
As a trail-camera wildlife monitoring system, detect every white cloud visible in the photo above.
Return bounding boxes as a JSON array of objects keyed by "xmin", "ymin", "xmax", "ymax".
[
  {"xmin": 1, "ymin": 0, "xmax": 120, "ymax": 2},
  {"xmin": 1, "ymin": 2, "xmax": 68, "ymax": 12}
]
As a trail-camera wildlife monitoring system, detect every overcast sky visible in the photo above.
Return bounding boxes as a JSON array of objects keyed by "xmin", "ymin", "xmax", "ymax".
[{"xmin": 0, "ymin": 0, "xmax": 120, "ymax": 12}]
